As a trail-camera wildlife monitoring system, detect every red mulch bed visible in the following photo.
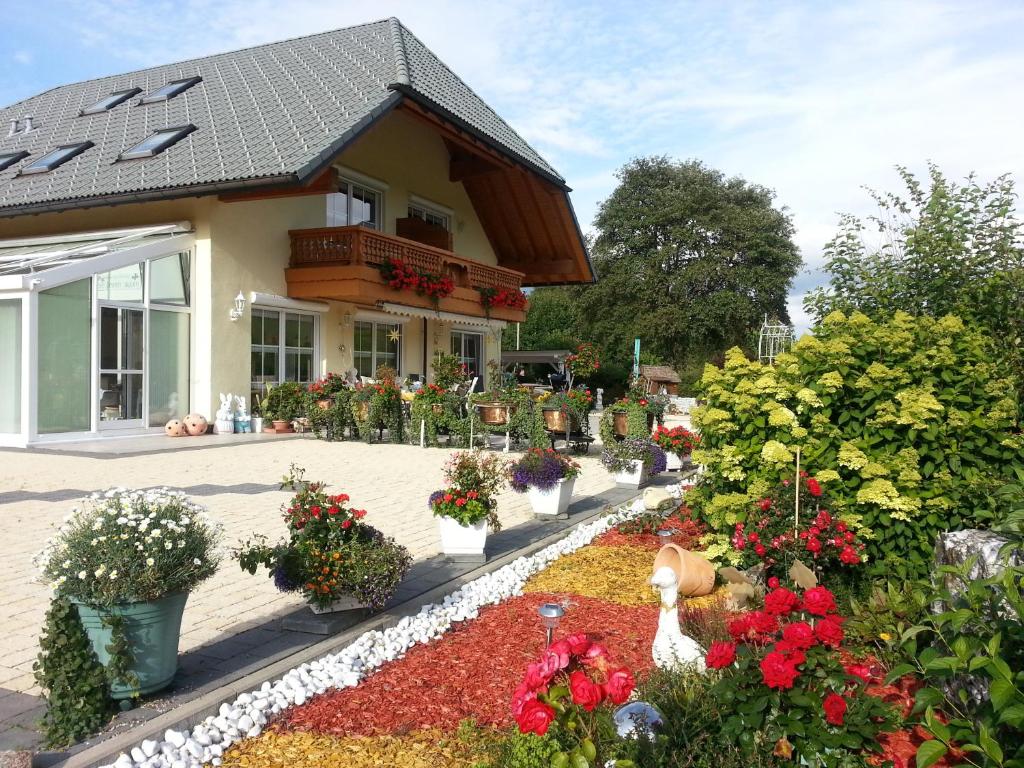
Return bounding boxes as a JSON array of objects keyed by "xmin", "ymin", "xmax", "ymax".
[
  {"xmin": 592, "ymin": 512, "xmax": 706, "ymax": 551},
  {"xmin": 277, "ymin": 594, "xmax": 659, "ymax": 737}
]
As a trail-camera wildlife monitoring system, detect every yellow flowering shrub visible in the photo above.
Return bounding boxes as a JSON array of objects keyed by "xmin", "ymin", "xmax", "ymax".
[{"xmin": 689, "ymin": 311, "xmax": 1022, "ymax": 578}]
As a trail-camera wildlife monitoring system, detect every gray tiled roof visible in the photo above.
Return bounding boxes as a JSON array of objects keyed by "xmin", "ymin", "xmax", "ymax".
[{"xmin": 0, "ymin": 18, "xmax": 562, "ymax": 217}]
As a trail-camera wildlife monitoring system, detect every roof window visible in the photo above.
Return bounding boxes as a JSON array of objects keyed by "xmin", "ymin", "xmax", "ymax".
[
  {"xmin": 138, "ymin": 76, "xmax": 202, "ymax": 104},
  {"xmin": 80, "ymin": 88, "xmax": 142, "ymax": 116},
  {"xmin": 0, "ymin": 151, "xmax": 29, "ymax": 172},
  {"xmin": 20, "ymin": 142, "xmax": 94, "ymax": 175},
  {"xmin": 119, "ymin": 125, "xmax": 196, "ymax": 160}
]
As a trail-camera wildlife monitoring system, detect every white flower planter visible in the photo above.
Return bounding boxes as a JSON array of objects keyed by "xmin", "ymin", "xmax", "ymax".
[
  {"xmin": 613, "ymin": 460, "xmax": 651, "ymax": 489},
  {"xmin": 527, "ymin": 476, "xmax": 576, "ymax": 517},
  {"xmin": 309, "ymin": 594, "xmax": 370, "ymax": 614},
  {"xmin": 438, "ymin": 515, "xmax": 488, "ymax": 555},
  {"xmin": 251, "ymin": 417, "xmax": 263, "ymax": 433},
  {"xmin": 666, "ymin": 452, "xmax": 691, "ymax": 471}
]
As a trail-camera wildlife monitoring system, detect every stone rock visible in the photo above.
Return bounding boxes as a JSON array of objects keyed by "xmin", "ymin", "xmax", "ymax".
[
  {"xmin": 935, "ymin": 530, "xmax": 1022, "ymax": 597},
  {"xmin": 718, "ymin": 566, "xmax": 752, "ymax": 585},
  {"xmin": 788, "ymin": 559, "xmax": 818, "ymax": 590},
  {"xmin": 643, "ymin": 487, "xmax": 674, "ymax": 512},
  {"xmin": 165, "ymin": 730, "xmax": 186, "ymax": 749}
]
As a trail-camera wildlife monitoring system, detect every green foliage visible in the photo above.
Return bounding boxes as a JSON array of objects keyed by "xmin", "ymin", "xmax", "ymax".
[
  {"xmin": 502, "ymin": 287, "xmax": 580, "ymax": 352},
  {"xmin": 495, "ymin": 731, "xmax": 562, "ymax": 768},
  {"xmin": 352, "ymin": 383, "xmax": 403, "ymax": 443},
  {"xmin": 409, "ymin": 385, "xmax": 469, "ymax": 447},
  {"xmin": 306, "ymin": 387, "xmax": 356, "ymax": 441},
  {"xmin": 34, "ymin": 596, "xmax": 112, "ymax": 748},
  {"xmin": 264, "ymin": 380, "xmax": 305, "ymax": 422},
  {"xmin": 690, "ymin": 310, "xmax": 1023, "ymax": 578},
  {"xmin": 805, "ymin": 164, "xmax": 1024, "ymax": 398},
  {"xmin": 889, "ymin": 561, "xmax": 1024, "ymax": 767}
]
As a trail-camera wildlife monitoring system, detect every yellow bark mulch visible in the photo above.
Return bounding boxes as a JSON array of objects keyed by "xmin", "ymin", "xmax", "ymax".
[
  {"xmin": 523, "ymin": 543, "xmax": 727, "ymax": 609},
  {"xmin": 217, "ymin": 728, "xmax": 495, "ymax": 768}
]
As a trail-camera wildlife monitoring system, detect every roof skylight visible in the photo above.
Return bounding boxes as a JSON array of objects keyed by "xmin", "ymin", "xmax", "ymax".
[
  {"xmin": 0, "ymin": 151, "xmax": 29, "ymax": 172},
  {"xmin": 20, "ymin": 142, "xmax": 94, "ymax": 175},
  {"xmin": 80, "ymin": 88, "xmax": 142, "ymax": 116},
  {"xmin": 119, "ymin": 125, "xmax": 196, "ymax": 160},
  {"xmin": 138, "ymin": 76, "xmax": 202, "ymax": 104}
]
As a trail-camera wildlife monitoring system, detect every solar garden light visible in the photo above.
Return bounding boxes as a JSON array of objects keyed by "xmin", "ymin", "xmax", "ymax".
[{"xmin": 538, "ymin": 602, "xmax": 564, "ymax": 647}]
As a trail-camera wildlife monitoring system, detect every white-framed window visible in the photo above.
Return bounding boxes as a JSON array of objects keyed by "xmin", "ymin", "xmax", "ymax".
[
  {"xmin": 353, "ymin": 320, "xmax": 401, "ymax": 378},
  {"xmin": 408, "ymin": 201, "xmax": 450, "ymax": 231},
  {"xmin": 451, "ymin": 329, "xmax": 484, "ymax": 385},
  {"xmin": 251, "ymin": 309, "xmax": 317, "ymax": 401},
  {"xmin": 327, "ymin": 178, "xmax": 383, "ymax": 229}
]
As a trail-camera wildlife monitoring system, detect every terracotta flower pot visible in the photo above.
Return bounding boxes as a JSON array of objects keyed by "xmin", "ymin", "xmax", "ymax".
[
  {"xmin": 652, "ymin": 543, "xmax": 716, "ymax": 597},
  {"xmin": 271, "ymin": 419, "xmax": 293, "ymax": 433}
]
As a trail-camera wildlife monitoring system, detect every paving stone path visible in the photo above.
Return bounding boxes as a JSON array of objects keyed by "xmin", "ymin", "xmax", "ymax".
[{"xmin": 0, "ymin": 433, "xmax": 645, "ymax": 755}]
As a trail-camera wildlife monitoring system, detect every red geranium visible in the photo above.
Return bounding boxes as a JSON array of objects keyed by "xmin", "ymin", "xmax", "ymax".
[{"xmin": 706, "ymin": 641, "xmax": 738, "ymax": 669}]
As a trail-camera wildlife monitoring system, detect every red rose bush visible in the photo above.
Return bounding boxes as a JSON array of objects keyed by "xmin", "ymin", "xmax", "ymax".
[
  {"xmin": 706, "ymin": 584, "xmax": 895, "ymax": 764},
  {"xmin": 732, "ymin": 473, "xmax": 867, "ymax": 580},
  {"xmin": 513, "ymin": 633, "xmax": 635, "ymax": 768}
]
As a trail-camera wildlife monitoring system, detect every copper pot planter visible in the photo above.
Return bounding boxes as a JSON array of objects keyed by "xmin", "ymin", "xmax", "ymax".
[
  {"xmin": 542, "ymin": 407, "xmax": 580, "ymax": 433},
  {"xmin": 612, "ymin": 411, "xmax": 655, "ymax": 437},
  {"xmin": 432, "ymin": 403, "xmax": 444, "ymax": 415},
  {"xmin": 316, "ymin": 398, "xmax": 332, "ymax": 410},
  {"xmin": 476, "ymin": 402, "xmax": 515, "ymax": 426},
  {"xmin": 353, "ymin": 401, "xmax": 370, "ymax": 422}
]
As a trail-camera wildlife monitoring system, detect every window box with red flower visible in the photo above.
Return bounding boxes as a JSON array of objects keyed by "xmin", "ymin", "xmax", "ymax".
[
  {"xmin": 234, "ymin": 467, "xmax": 412, "ymax": 613},
  {"xmin": 478, "ymin": 285, "xmax": 528, "ymax": 315},
  {"xmin": 376, "ymin": 257, "xmax": 454, "ymax": 306}
]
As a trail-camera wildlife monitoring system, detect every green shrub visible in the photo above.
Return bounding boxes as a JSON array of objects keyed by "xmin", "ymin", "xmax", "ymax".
[
  {"xmin": 888, "ymin": 562, "xmax": 1024, "ymax": 768},
  {"xmin": 690, "ymin": 310, "xmax": 1023, "ymax": 578},
  {"xmin": 34, "ymin": 596, "xmax": 112, "ymax": 747},
  {"xmin": 495, "ymin": 731, "xmax": 561, "ymax": 768}
]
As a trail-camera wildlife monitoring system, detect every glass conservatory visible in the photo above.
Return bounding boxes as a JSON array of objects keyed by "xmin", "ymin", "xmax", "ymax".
[{"xmin": 0, "ymin": 224, "xmax": 195, "ymax": 447}]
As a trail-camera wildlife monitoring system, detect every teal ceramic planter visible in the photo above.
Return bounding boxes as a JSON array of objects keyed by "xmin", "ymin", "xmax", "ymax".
[{"xmin": 72, "ymin": 592, "xmax": 188, "ymax": 699}]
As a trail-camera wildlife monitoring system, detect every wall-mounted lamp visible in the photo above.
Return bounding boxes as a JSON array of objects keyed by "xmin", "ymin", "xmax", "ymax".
[{"xmin": 229, "ymin": 291, "xmax": 245, "ymax": 322}]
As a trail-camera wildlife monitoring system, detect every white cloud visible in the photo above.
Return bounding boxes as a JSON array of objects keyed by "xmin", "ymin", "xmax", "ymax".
[{"xmin": 12, "ymin": 51, "xmax": 32, "ymax": 65}]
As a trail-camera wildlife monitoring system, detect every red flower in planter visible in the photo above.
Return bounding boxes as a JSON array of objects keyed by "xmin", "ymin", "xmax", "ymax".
[{"xmin": 823, "ymin": 692, "xmax": 847, "ymax": 726}]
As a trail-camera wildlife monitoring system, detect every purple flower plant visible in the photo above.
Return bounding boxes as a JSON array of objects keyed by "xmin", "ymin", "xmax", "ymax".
[
  {"xmin": 428, "ymin": 489, "xmax": 446, "ymax": 511},
  {"xmin": 508, "ymin": 449, "xmax": 580, "ymax": 493},
  {"xmin": 649, "ymin": 443, "xmax": 667, "ymax": 475}
]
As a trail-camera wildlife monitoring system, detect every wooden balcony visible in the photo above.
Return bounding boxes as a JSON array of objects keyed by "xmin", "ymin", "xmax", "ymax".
[{"xmin": 285, "ymin": 226, "xmax": 528, "ymax": 322}]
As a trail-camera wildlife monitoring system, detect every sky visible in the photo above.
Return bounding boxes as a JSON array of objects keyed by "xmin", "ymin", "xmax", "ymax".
[{"xmin": 2, "ymin": 0, "xmax": 1023, "ymax": 333}]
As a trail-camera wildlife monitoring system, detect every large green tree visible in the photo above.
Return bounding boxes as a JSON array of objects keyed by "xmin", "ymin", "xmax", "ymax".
[
  {"xmin": 804, "ymin": 164, "xmax": 1024, "ymax": 392},
  {"xmin": 578, "ymin": 157, "xmax": 799, "ymax": 381}
]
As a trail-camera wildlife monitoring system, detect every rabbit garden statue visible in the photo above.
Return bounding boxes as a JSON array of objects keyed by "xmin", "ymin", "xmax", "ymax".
[
  {"xmin": 233, "ymin": 395, "xmax": 251, "ymax": 433},
  {"xmin": 215, "ymin": 393, "xmax": 236, "ymax": 434}
]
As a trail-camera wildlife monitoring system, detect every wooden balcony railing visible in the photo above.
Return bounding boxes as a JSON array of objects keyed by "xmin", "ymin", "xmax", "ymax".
[{"xmin": 289, "ymin": 226, "xmax": 524, "ymax": 292}]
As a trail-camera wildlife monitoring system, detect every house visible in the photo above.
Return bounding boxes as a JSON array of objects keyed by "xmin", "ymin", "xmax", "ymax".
[
  {"xmin": 639, "ymin": 365, "xmax": 682, "ymax": 396},
  {"xmin": 0, "ymin": 18, "xmax": 592, "ymax": 447}
]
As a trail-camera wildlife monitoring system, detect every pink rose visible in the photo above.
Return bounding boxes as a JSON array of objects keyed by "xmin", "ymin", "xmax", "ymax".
[
  {"xmin": 516, "ymin": 698, "xmax": 556, "ymax": 735},
  {"xmin": 568, "ymin": 669, "xmax": 604, "ymax": 711},
  {"xmin": 602, "ymin": 667, "xmax": 635, "ymax": 704},
  {"xmin": 566, "ymin": 633, "xmax": 592, "ymax": 656}
]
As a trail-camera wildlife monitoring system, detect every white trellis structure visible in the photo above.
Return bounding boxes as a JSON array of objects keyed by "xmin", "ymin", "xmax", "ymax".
[{"xmin": 758, "ymin": 315, "xmax": 795, "ymax": 365}]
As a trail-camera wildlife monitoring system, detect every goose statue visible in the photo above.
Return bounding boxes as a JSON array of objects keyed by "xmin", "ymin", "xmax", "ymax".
[{"xmin": 650, "ymin": 543, "xmax": 717, "ymax": 673}]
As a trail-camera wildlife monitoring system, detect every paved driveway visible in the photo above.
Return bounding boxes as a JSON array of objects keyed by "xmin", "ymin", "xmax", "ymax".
[{"xmin": 0, "ymin": 436, "xmax": 618, "ymax": 696}]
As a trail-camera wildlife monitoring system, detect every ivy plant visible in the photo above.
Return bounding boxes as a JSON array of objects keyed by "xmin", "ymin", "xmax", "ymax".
[{"xmin": 33, "ymin": 596, "xmax": 112, "ymax": 748}]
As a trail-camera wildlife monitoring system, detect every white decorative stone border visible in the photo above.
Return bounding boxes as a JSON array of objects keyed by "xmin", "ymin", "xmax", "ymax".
[{"xmin": 104, "ymin": 486, "xmax": 681, "ymax": 768}]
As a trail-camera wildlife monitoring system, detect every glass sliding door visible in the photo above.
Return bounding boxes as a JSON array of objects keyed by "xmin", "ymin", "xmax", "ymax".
[
  {"xmin": 148, "ymin": 310, "xmax": 189, "ymax": 426},
  {"xmin": 0, "ymin": 299, "xmax": 21, "ymax": 433},
  {"xmin": 38, "ymin": 279, "xmax": 91, "ymax": 434},
  {"xmin": 98, "ymin": 306, "xmax": 145, "ymax": 427}
]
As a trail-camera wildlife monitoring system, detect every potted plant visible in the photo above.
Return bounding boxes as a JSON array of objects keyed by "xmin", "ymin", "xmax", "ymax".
[
  {"xmin": 33, "ymin": 489, "xmax": 221, "ymax": 699},
  {"xmin": 429, "ymin": 451, "xmax": 507, "ymax": 556},
  {"xmin": 600, "ymin": 437, "xmax": 665, "ymax": 488},
  {"xmin": 308, "ymin": 372, "xmax": 349, "ymax": 410},
  {"xmin": 235, "ymin": 466, "xmax": 412, "ymax": 613},
  {"xmin": 652, "ymin": 424, "xmax": 699, "ymax": 471},
  {"xmin": 473, "ymin": 360, "xmax": 517, "ymax": 426},
  {"xmin": 541, "ymin": 386, "xmax": 593, "ymax": 434},
  {"xmin": 352, "ymin": 366, "xmax": 403, "ymax": 443},
  {"xmin": 264, "ymin": 381, "xmax": 304, "ymax": 432},
  {"xmin": 508, "ymin": 448, "xmax": 581, "ymax": 517}
]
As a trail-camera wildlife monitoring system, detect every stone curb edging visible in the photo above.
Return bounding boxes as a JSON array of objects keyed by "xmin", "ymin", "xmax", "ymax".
[{"xmin": 55, "ymin": 478, "xmax": 690, "ymax": 768}]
